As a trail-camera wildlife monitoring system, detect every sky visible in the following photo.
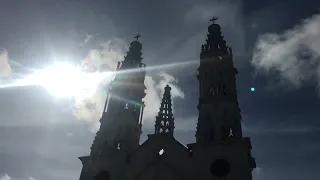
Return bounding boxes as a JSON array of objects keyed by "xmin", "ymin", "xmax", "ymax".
[{"xmin": 0, "ymin": 0, "xmax": 320, "ymax": 180}]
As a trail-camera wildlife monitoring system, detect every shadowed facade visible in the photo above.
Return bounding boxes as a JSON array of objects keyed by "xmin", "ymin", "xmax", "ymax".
[{"xmin": 79, "ymin": 19, "xmax": 256, "ymax": 180}]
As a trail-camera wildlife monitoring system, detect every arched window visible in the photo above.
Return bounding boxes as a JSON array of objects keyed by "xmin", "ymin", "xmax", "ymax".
[
  {"xmin": 209, "ymin": 85, "xmax": 215, "ymax": 95},
  {"xmin": 210, "ymin": 159, "xmax": 230, "ymax": 178},
  {"xmin": 223, "ymin": 84, "xmax": 228, "ymax": 95},
  {"xmin": 228, "ymin": 127, "xmax": 234, "ymax": 138}
]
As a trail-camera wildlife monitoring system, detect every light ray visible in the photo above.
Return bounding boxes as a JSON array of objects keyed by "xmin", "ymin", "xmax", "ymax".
[
  {"xmin": 0, "ymin": 59, "xmax": 199, "ymax": 100},
  {"xmin": 114, "ymin": 59, "xmax": 199, "ymax": 75}
]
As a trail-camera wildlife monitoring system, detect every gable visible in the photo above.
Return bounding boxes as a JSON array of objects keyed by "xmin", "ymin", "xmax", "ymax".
[
  {"xmin": 125, "ymin": 134, "xmax": 192, "ymax": 179},
  {"xmin": 133, "ymin": 134, "xmax": 190, "ymax": 158}
]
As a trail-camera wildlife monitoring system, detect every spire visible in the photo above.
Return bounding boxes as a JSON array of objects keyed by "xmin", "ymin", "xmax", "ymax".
[
  {"xmin": 200, "ymin": 16, "xmax": 232, "ymax": 59},
  {"xmin": 154, "ymin": 85, "xmax": 175, "ymax": 135},
  {"xmin": 119, "ymin": 34, "xmax": 144, "ymax": 70}
]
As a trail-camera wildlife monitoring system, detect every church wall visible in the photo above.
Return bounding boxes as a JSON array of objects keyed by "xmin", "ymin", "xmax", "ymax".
[
  {"xmin": 125, "ymin": 135, "xmax": 193, "ymax": 180},
  {"xmin": 189, "ymin": 138, "xmax": 253, "ymax": 180},
  {"xmin": 80, "ymin": 151, "xmax": 129, "ymax": 180}
]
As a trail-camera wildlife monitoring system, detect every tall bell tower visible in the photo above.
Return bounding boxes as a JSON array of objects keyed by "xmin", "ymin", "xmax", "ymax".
[
  {"xmin": 79, "ymin": 34, "xmax": 146, "ymax": 180},
  {"xmin": 89, "ymin": 33, "xmax": 146, "ymax": 155},
  {"xmin": 188, "ymin": 17, "xmax": 256, "ymax": 180},
  {"xmin": 195, "ymin": 17, "xmax": 243, "ymax": 143}
]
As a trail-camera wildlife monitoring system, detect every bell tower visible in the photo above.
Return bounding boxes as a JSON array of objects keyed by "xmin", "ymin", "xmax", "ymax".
[
  {"xmin": 188, "ymin": 17, "xmax": 256, "ymax": 180},
  {"xmin": 89, "ymin": 33, "xmax": 146, "ymax": 155},
  {"xmin": 79, "ymin": 34, "xmax": 146, "ymax": 180},
  {"xmin": 195, "ymin": 17, "xmax": 243, "ymax": 143}
]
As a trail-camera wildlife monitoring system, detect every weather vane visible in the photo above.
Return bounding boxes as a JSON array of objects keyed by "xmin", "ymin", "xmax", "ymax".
[
  {"xmin": 210, "ymin": 16, "xmax": 219, "ymax": 24},
  {"xmin": 134, "ymin": 33, "xmax": 141, "ymax": 41}
]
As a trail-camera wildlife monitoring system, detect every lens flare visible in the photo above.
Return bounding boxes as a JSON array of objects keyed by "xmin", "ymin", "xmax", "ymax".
[{"xmin": 1, "ymin": 61, "xmax": 112, "ymax": 99}]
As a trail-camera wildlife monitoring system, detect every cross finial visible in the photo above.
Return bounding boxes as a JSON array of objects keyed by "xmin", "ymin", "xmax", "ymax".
[
  {"xmin": 210, "ymin": 16, "xmax": 219, "ymax": 24},
  {"xmin": 134, "ymin": 33, "xmax": 141, "ymax": 41}
]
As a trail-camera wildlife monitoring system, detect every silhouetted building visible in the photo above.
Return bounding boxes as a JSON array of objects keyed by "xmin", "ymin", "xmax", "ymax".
[
  {"xmin": 79, "ymin": 19, "xmax": 256, "ymax": 180},
  {"xmin": 154, "ymin": 85, "xmax": 175, "ymax": 136}
]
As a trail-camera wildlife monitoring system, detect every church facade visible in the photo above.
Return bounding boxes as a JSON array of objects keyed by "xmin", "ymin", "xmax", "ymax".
[{"xmin": 79, "ymin": 19, "xmax": 256, "ymax": 180}]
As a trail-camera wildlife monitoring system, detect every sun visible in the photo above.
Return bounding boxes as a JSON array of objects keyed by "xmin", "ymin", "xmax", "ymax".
[{"xmin": 21, "ymin": 62, "xmax": 111, "ymax": 99}]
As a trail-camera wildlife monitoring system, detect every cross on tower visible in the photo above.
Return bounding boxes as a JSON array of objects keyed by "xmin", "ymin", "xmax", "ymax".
[
  {"xmin": 210, "ymin": 16, "xmax": 219, "ymax": 24},
  {"xmin": 134, "ymin": 33, "xmax": 141, "ymax": 41}
]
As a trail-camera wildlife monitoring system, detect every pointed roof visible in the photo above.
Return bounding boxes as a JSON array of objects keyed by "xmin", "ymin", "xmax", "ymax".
[
  {"xmin": 154, "ymin": 85, "xmax": 175, "ymax": 135},
  {"xmin": 200, "ymin": 16, "xmax": 232, "ymax": 58},
  {"xmin": 119, "ymin": 34, "xmax": 144, "ymax": 70}
]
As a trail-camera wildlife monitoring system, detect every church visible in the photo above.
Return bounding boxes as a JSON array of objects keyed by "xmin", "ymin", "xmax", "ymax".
[{"xmin": 78, "ymin": 18, "xmax": 257, "ymax": 180}]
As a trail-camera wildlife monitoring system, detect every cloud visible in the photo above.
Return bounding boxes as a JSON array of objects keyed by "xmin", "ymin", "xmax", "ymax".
[
  {"xmin": 73, "ymin": 71, "xmax": 185, "ymax": 133},
  {"xmin": 72, "ymin": 38, "xmax": 128, "ymax": 132},
  {"xmin": 0, "ymin": 175, "xmax": 33, "ymax": 180},
  {"xmin": 143, "ymin": 72, "xmax": 185, "ymax": 128},
  {"xmin": 83, "ymin": 38, "xmax": 128, "ymax": 71},
  {"xmin": 72, "ymin": 39, "xmax": 185, "ymax": 133},
  {"xmin": 251, "ymin": 13, "xmax": 320, "ymax": 90},
  {"xmin": 0, "ymin": 174, "xmax": 11, "ymax": 180},
  {"xmin": 0, "ymin": 48, "xmax": 12, "ymax": 77},
  {"xmin": 72, "ymin": 87, "xmax": 107, "ymax": 132}
]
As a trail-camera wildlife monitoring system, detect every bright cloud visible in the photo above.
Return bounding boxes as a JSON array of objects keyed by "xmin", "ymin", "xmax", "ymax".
[
  {"xmin": 0, "ymin": 174, "xmax": 36, "ymax": 180},
  {"xmin": 0, "ymin": 48, "xmax": 12, "ymax": 77},
  {"xmin": 73, "ymin": 71, "xmax": 185, "ymax": 133},
  {"xmin": 251, "ymin": 13, "xmax": 320, "ymax": 90},
  {"xmin": 86, "ymin": 38, "xmax": 128, "ymax": 71},
  {"xmin": 143, "ymin": 72, "xmax": 185, "ymax": 128},
  {"xmin": 72, "ymin": 36, "xmax": 185, "ymax": 132},
  {"xmin": 72, "ymin": 38, "xmax": 128, "ymax": 131},
  {"xmin": 0, "ymin": 174, "xmax": 11, "ymax": 180}
]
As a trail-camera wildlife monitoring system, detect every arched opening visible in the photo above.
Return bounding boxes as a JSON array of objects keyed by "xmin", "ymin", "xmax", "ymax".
[
  {"xmin": 210, "ymin": 159, "xmax": 230, "ymax": 178},
  {"xmin": 223, "ymin": 84, "xmax": 228, "ymax": 95},
  {"xmin": 95, "ymin": 170, "xmax": 110, "ymax": 180},
  {"xmin": 228, "ymin": 127, "xmax": 234, "ymax": 138}
]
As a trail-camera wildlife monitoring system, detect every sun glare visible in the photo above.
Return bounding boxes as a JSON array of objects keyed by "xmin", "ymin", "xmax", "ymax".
[{"xmin": 20, "ymin": 62, "xmax": 111, "ymax": 98}]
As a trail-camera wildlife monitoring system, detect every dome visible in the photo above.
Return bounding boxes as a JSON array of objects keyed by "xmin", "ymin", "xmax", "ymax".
[
  {"xmin": 130, "ymin": 41, "xmax": 142, "ymax": 51},
  {"xmin": 208, "ymin": 23, "xmax": 221, "ymax": 34}
]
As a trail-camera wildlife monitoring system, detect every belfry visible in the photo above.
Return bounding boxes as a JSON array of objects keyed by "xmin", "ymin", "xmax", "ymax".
[{"xmin": 79, "ymin": 18, "xmax": 256, "ymax": 180}]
